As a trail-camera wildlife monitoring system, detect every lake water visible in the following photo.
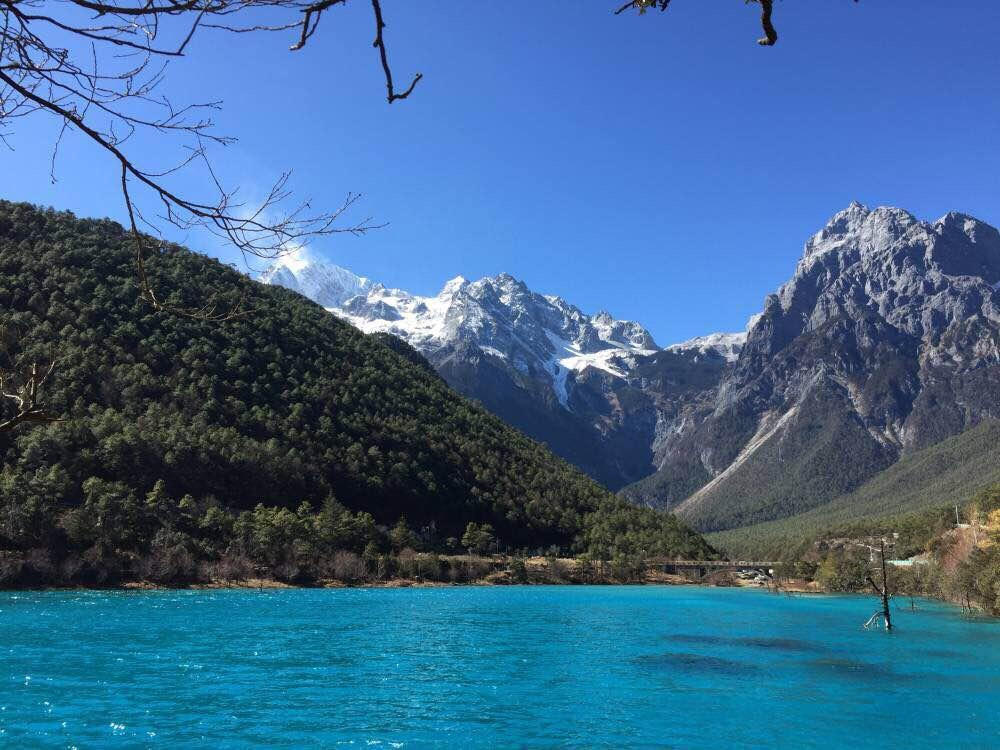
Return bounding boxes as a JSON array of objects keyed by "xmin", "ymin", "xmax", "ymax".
[{"xmin": 1, "ymin": 586, "xmax": 998, "ymax": 748}]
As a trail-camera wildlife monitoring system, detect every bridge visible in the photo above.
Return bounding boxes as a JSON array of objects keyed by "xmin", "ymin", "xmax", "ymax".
[{"xmin": 648, "ymin": 559, "xmax": 779, "ymax": 580}]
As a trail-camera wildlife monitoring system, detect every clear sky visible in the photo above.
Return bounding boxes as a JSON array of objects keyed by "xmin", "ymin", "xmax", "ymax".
[{"xmin": 3, "ymin": 1, "xmax": 999, "ymax": 344}]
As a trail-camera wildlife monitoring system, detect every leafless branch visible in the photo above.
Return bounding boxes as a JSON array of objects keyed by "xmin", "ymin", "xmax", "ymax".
[
  {"xmin": 755, "ymin": 0, "xmax": 777, "ymax": 46},
  {"xmin": 614, "ymin": 1, "xmax": 671, "ymax": 16},
  {"xmin": 0, "ymin": 361, "xmax": 58, "ymax": 433},
  {"xmin": 1, "ymin": 0, "xmax": 414, "ymax": 318},
  {"xmin": 616, "ymin": 0, "xmax": 860, "ymax": 46},
  {"xmin": 370, "ymin": 0, "xmax": 420, "ymax": 103}
]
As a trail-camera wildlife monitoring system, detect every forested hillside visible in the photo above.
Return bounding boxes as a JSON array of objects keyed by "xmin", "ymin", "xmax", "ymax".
[
  {"xmin": 0, "ymin": 201, "xmax": 711, "ymax": 585},
  {"xmin": 708, "ymin": 421, "xmax": 1000, "ymax": 559}
]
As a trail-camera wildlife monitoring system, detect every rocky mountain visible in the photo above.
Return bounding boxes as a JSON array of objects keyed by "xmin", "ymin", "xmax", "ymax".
[
  {"xmin": 263, "ymin": 203, "xmax": 1000, "ymax": 536},
  {"xmin": 319, "ymin": 270, "xmax": 660, "ymax": 407},
  {"xmin": 708, "ymin": 419, "xmax": 1000, "ymax": 558},
  {"xmin": 261, "ymin": 257, "xmax": 746, "ymax": 489},
  {"xmin": 624, "ymin": 203, "xmax": 1000, "ymax": 532}
]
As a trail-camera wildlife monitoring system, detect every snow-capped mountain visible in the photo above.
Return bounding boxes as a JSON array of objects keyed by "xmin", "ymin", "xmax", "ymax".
[
  {"xmin": 260, "ymin": 257, "xmax": 372, "ymax": 308},
  {"xmin": 263, "ymin": 202, "xmax": 1000, "ymax": 517},
  {"xmin": 262, "ymin": 259, "xmax": 661, "ymax": 407},
  {"xmin": 261, "ymin": 256, "xmax": 736, "ymax": 489},
  {"xmin": 347, "ymin": 276, "xmax": 662, "ymax": 407}
]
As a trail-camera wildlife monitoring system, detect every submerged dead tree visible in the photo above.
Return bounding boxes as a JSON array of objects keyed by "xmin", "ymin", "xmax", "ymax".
[{"xmin": 862, "ymin": 537, "xmax": 893, "ymax": 631}]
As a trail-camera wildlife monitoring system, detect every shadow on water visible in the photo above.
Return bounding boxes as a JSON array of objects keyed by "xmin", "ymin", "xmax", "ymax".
[
  {"xmin": 808, "ymin": 657, "xmax": 916, "ymax": 683},
  {"xmin": 666, "ymin": 634, "xmax": 828, "ymax": 653},
  {"xmin": 633, "ymin": 652, "xmax": 758, "ymax": 677},
  {"xmin": 661, "ymin": 635, "xmax": 935, "ymax": 685},
  {"xmin": 912, "ymin": 647, "xmax": 961, "ymax": 660}
]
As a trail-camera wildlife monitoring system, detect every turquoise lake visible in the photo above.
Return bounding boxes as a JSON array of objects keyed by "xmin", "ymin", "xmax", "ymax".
[{"xmin": 1, "ymin": 586, "xmax": 998, "ymax": 748}]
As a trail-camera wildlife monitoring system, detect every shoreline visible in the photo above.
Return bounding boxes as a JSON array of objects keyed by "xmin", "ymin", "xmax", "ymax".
[
  {"xmin": 4, "ymin": 579, "xmax": 993, "ymax": 617},
  {"xmin": 1, "ymin": 575, "xmax": 822, "ymax": 594}
]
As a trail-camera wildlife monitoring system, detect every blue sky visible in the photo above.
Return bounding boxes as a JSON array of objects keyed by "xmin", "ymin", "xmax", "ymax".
[{"xmin": 3, "ymin": 1, "xmax": 999, "ymax": 344}]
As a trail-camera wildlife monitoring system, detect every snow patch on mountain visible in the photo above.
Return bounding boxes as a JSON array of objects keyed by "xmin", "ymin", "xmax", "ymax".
[
  {"xmin": 543, "ymin": 329, "xmax": 651, "ymax": 407},
  {"xmin": 666, "ymin": 331, "xmax": 746, "ymax": 362},
  {"xmin": 338, "ymin": 281, "xmax": 454, "ymax": 350}
]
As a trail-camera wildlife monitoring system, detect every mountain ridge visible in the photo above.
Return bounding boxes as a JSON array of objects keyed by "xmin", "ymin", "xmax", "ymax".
[
  {"xmin": 262, "ymin": 203, "xmax": 1000, "ymax": 537},
  {"xmin": 707, "ymin": 419, "xmax": 1000, "ymax": 558},
  {"xmin": 625, "ymin": 202, "xmax": 1000, "ymax": 531},
  {"xmin": 260, "ymin": 256, "xmax": 745, "ymax": 489}
]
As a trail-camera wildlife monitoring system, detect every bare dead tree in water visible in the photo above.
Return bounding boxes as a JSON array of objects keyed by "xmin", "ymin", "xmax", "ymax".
[
  {"xmin": 861, "ymin": 537, "xmax": 894, "ymax": 631},
  {"xmin": 615, "ymin": 0, "xmax": 860, "ymax": 47},
  {"xmin": 0, "ymin": 361, "xmax": 57, "ymax": 433},
  {"xmin": 0, "ymin": 0, "xmax": 417, "ymax": 319}
]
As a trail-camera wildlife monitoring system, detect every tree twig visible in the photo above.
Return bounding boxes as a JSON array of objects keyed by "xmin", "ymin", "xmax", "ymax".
[
  {"xmin": 370, "ymin": 0, "xmax": 421, "ymax": 103},
  {"xmin": 0, "ymin": 361, "xmax": 58, "ymax": 433}
]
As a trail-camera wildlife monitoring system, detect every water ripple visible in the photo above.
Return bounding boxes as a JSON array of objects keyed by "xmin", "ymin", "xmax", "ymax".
[{"xmin": 0, "ymin": 587, "xmax": 997, "ymax": 747}]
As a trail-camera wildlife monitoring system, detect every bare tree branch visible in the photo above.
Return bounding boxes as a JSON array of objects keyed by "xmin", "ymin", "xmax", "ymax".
[
  {"xmin": 370, "ymin": 0, "xmax": 420, "ymax": 103},
  {"xmin": 2, "ymin": 0, "xmax": 870, "ymax": 323},
  {"xmin": 0, "ymin": 361, "xmax": 58, "ymax": 433},
  {"xmin": 755, "ymin": 0, "xmax": 777, "ymax": 46},
  {"xmin": 616, "ymin": 0, "xmax": 860, "ymax": 46},
  {"xmin": 1, "ymin": 0, "xmax": 412, "ymax": 318},
  {"xmin": 614, "ymin": 1, "xmax": 671, "ymax": 16}
]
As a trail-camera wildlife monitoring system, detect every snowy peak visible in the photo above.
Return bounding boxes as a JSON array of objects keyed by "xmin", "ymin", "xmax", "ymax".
[
  {"xmin": 260, "ymin": 261, "xmax": 662, "ymax": 408},
  {"xmin": 439, "ymin": 276, "xmax": 468, "ymax": 296},
  {"xmin": 260, "ymin": 254, "xmax": 371, "ymax": 308},
  {"xmin": 592, "ymin": 310, "xmax": 658, "ymax": 350}
]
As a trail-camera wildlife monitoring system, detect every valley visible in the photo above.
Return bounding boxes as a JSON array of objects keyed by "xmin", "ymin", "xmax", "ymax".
[
  {"xmin": 2, "ymin": 199, "xmax": 1000, "ymax": 614},
  {"xmin": 263, "ymin": 202, "xmax": 1000, "ymax": 549},
  {"xmin": 4, "ymin": 4, "xmax": 1000, "ymax": 746}
]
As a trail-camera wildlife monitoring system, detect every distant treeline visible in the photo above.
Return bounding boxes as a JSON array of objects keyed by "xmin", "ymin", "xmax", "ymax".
[{"xmin": 0, "ymin": 485, "xmax": 680, "ymax": 587}]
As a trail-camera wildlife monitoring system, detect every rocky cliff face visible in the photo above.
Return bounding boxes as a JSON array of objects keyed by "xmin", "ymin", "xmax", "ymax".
[{"xmin": 624, "ymin": 203, "xmax": 1000, "ymax": 531}]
